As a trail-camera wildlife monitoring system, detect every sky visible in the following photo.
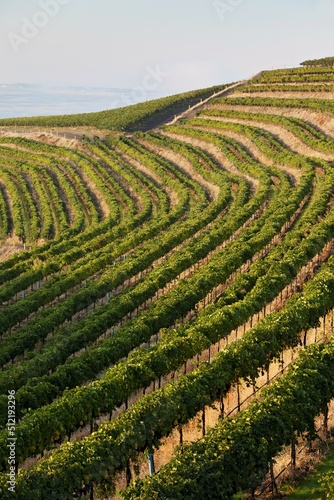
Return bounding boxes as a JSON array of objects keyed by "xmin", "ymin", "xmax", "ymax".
[{"xmin": 0, "ymin": 0, "xmax": 334, "ymax": 114}]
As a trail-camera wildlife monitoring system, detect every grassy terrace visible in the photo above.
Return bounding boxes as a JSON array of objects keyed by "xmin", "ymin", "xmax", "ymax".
[{"xmin": 285, "ymin": 445, "xmax": 334, "ymax": 499}]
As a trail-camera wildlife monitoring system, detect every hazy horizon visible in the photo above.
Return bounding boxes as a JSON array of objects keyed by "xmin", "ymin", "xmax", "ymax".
[
  {"xmin": 0, "ymin": 82, "xmax": 170, "ymax": 119},
  {"xmin": 1, "ymin": 0, "xmax": 333, "ymax": 118}
]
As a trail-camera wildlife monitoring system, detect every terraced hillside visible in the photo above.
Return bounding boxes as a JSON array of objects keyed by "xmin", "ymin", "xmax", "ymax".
[{"xmin": 0, "ymin": 65, "xmax": 334, "ymax": 499}]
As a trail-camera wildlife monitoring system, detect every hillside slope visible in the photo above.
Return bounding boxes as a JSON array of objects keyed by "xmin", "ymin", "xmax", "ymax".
[
  {"xmin": 0, "ymin": 83, "xmax": 233, "ymax": 132},
  {"xmin": 0, "ymin": 64, "xmax": 333, "ymax": 500}
]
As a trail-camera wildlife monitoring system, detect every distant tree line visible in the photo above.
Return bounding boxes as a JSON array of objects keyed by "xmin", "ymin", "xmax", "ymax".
[{"xmin": 301, "ymin": 56, "xmax": 334, "ymax": 67}]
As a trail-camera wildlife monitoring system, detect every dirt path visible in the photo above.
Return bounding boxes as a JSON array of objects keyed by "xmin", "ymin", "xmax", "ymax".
[
  {"xmin": 232, "ymin": 90, "xmax": 334, "ymax": 100},
  {"xmin": 164, "ymin": 81, "xmax": 250, "ymax": 127},
  {"xmin": 0, "ymin": 128, "xmax": 112, "ymax": 151},
  {"xmin": 0, "ymin": 243, "xmax": 25, "ymax": 262},
  {"xmin": 167, "ymin": 71, "xmax": 264, "ymax": 125}
]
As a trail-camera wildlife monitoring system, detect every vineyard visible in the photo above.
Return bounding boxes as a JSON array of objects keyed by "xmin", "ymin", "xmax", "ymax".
[{"xmin": 0, "ymin": 64, "xmax": 334, "ymax": 499}]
